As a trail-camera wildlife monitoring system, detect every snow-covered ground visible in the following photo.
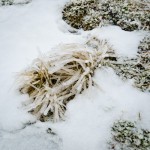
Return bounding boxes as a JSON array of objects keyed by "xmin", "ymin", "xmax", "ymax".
[{"xmin": 0, "ymin": 0, "xmax": 149, "ymax": 150}]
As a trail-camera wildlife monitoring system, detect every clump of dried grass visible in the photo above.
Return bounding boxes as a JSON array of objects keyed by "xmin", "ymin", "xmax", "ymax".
[{"xmin": 19, "ymin": 42, "xmax": 111, "ymax": 122}]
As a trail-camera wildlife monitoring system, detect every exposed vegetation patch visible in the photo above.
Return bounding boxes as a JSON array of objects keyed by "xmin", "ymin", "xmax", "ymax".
[
  {"xmin": 62, "ymin": 0, "xmax": 101, "ymax": 30},
  {"xmin": 99, "ymin": 0, "xmax": 150, "ymax": 31},
  {"xmin": 109, "ymin": 120, "xmax": 150, "ymax": 150},
  {"xmin": 0, "ymin": 0, "xmax": 31, "ymax": 6},
  {"xmin": 102, "ymin": 35, "xmax": 150, "ymax": 92},
  {"xmin": 62, "ymin": 0, "xmax": 150, "ymax": 31},
  {"xmin": 0, "ymin": 0, "xmax": 13, "ymax": 5}
]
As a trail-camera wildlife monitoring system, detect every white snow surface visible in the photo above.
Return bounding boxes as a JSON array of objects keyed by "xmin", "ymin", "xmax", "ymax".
[{"xmin": 0, "ymin": 0, "xmax": 149, "ymax": 150}]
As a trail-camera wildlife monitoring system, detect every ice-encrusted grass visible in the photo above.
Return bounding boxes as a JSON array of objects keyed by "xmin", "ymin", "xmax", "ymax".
[{"xmin": 19, "ymin": 41, "xmax": 112, "ymax": 122}]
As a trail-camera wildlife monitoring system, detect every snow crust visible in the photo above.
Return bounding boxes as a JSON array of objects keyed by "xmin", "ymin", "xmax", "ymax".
[
  {"xmin": 0, "ymin": 0, "xmax": 149, "ymax": 150},
  {"xmin": 0, "ymin": 122, "xmax": 62, "ymax": 150}
]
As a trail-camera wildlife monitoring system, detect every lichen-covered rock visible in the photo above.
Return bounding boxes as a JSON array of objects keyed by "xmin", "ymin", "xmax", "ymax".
[{"xmin": 109, "ymin": 120, "xmax": 150, "ymax": 150}]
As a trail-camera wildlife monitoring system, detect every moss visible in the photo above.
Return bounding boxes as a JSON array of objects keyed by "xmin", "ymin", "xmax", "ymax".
[
  {"xmin": 102, "ymin": 35, "xmax": 150, "ymax": 92},
  {"xmin": 0, "ymin": 0, "xmax": 13, "ymax": 5},
  {"xmin": 109, "ymin": 120, "xmax": 150, "ymax": 150},
  {"xmin": 0, "ymin": 0, "xmax": 31, "ymax": 6},
  {"xmin": 99, "ymin": 0, "xmax": 150, "ymax": 31},
  {"xmin": 62, "ymin": 0, "xmax": 101, "ymax": 30},
  {"xmin": 62, "ymin": 0, "xmax": 150, "ymax": 31}
]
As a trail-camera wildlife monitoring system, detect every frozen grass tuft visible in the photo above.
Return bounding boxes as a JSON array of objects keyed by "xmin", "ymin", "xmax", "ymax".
[{"xmin": 18, "ymin": 41, "xmax": 112, "ymax": 122}]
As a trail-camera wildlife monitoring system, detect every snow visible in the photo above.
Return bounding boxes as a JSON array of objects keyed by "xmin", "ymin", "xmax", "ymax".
[
  {"xmin": 85, "ymin": 26, "xmax": 146, "ymax": 58},
  {"xmin": 52, "ymin": 68, "xmax": 150, "ymax": 150},
  {"xmin": 0, "ymin": 0, "xmax": 149, "ymax": 150},
  {"xmin": 0, "ymin": 123, "xmax": 62, "ymax": 150}
]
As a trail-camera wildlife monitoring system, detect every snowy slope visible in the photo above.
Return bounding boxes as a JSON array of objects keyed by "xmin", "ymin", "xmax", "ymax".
[{"xmin": 0, "ymin": 0, "xmax": 149, "ymax": 150}]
